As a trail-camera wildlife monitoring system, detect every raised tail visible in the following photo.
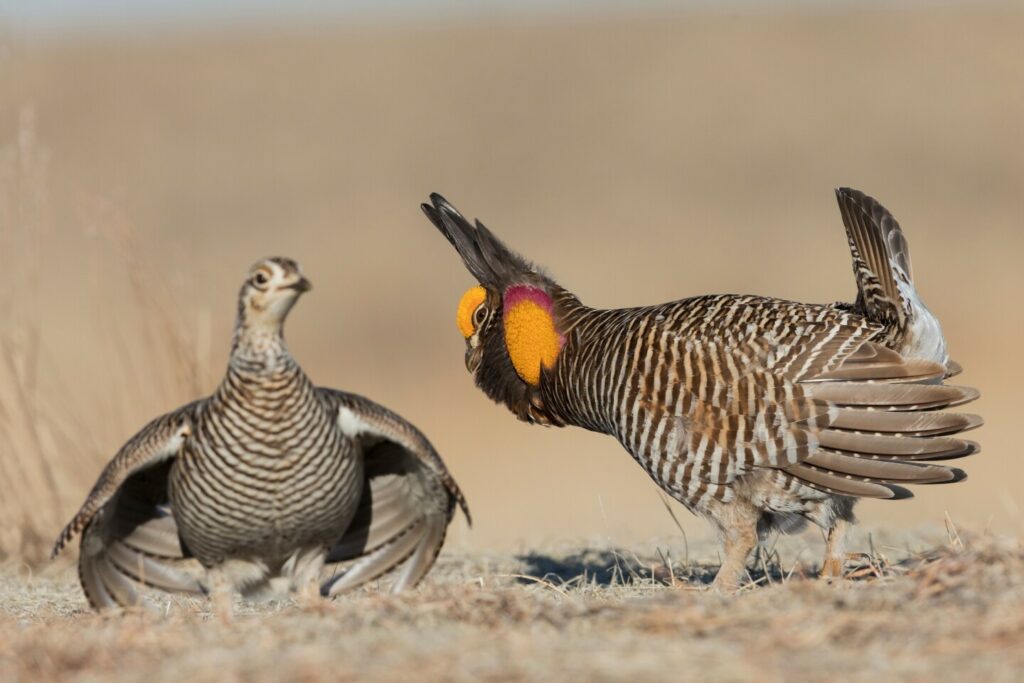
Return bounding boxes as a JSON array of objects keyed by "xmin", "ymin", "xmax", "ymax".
[
  {"xmin": 790, "ymin": 189, "xmax": 982, "ymax": 500},
  {"xmin": 835, "ymin": 188, "xmax": 949, "ymax": 366}
]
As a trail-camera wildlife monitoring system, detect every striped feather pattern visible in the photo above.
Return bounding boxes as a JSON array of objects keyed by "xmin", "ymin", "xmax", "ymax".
[
  {"xmin": 539, "ymin": 292, "xmax": 980, "ymax": 510},
  {"xmin": 54, "ymin": 257, "xmax": 466, "ymax": 610},
  {"xmin": 424, "ymin": 189, "xmax": 981, "ymax": 587},
  {"xmin": 169, "ymin": 350, "xmax": 363, "ymax": 565},
  {"xmin": 541, "ymin": 294, "xmax": 885, "ymax": 509}
]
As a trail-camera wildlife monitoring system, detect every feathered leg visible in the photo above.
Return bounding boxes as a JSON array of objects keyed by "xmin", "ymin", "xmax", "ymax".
[
  {"xmin": 286, "ymin": 545, "xmax": 328, "ymax": 607},
  {"xmin": 204, "ymin": 558, "xmax": 269, "ymax": 622},
  {"xmin": 714, "ymin": 525, "xmax": 757, "ymax": 591},
  {"xmin": 821, "ymin": 519, "xmax": 850, "ymax": 579},
  {"xmin": 710, "ymin": 502, "xmax": 760, "ymax": 591},
  {"xmin": 205, "ymin": 567, "xmax": 236, "ymax": 623}
]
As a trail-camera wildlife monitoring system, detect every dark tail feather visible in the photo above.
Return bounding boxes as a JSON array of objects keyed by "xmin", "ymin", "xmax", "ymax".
[
  {"xmin": 835, "ymin": 187, "xmax": 912, "ymax": 326},
  {"xmin": 835, "ymin": 187, "xmax": 949, "ymax": 365}
]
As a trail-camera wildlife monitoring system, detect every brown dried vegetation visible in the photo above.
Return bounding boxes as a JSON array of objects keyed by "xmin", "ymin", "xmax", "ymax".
[{"xmin": 3, "ymin": 532, "xmax": 1023, "ymax": 682}]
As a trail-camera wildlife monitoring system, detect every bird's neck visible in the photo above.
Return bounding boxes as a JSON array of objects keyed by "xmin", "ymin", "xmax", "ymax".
[
  {"xmin": 548, "ymin": 287, "xmax": 589, "ymax": 333},
  {"xmin": 228, "ymin": 321, "xmax": 296, "ymax": 378},
  {"xmin": 217, "ymin": 327, "xmax": 312, "ymax": 419},
  {"xmin": 537, "ymin": 303, "xmax": 623, "ymax": 435}
]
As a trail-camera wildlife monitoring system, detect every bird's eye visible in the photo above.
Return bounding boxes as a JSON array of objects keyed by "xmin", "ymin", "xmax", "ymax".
[
  {"xmin": 473, "ymin": 304, "xmax": 488, "ymax": 327},
  {"xmin": 253, "ymin": 272, "xmax": 269, "ymax": 285}
]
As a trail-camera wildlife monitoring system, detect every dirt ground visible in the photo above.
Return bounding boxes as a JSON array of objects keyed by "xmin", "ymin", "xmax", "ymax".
[{"xmin": 3, "ymin": 529, "xmax": 1022, "ymax": 682}]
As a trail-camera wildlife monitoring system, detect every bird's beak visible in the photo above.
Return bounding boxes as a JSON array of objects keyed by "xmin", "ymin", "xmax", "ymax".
[
  {"xmin": 285, "ymin": 276, "xmax": 312, "ymax": 293},
  {"xmin": 465, "ymin": 348, "xmax": 481, "ymax": 373}
]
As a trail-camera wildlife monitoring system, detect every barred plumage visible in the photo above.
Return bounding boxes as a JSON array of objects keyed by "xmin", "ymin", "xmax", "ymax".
[
  {"xmin": 53, "ymin": 257, "xmax": 468, "ymax": 612},
  {"xmin": 423, "ymin": 188, "xmax": 981, "ymax": 589}
]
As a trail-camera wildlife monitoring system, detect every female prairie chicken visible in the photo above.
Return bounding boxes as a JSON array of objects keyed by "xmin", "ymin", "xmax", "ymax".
[
  {"xmin": 422, "ymin": 189, "xmax": 980, "ymax": 589},
  {"xmin": 53, "ymin": 257, "xmax": 468, "ymax": 611}
]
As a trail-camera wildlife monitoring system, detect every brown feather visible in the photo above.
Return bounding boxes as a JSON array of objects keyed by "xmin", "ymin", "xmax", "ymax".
[
  {"xmin": 95, "ymin": 557, "xmax": 141, "ymax": 607},
  {"xmin": 107, "ymin": 543, "xmax": 202, "ymax": 594},
  {"xmin": 391, "ymin": 517, "xmax": 448, "ymax": 593},
  {"xmin": 325, "ymin": 519, "xmax": 425, "ymax": 596},
  {"xmin": 803, "ymin": 450, "xmax": 958, "ymax": 483},
  {"xmin": 785, "ymin": 463, "xmax": 909, "ymax": 499},
  {"xmin": 808, "ymin": 358, "xmax": 946, "ymax": 383},
  {"xmin": 830, "ymin": 409, "xmax": 983, "ymax": 436},
  {"xmin": 805, "ymin": 383, "xmax": 979, "ymax": 411},
  {"xmin": 818, "ymin": 431, "xmax": 979, "ymax": 460}
]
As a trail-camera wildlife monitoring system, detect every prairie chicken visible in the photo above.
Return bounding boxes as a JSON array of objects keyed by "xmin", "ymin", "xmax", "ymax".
[
  {"xmin": 422, "ymin": 189, "xmax": 980, "ymax": 589},
  {"xmin": 53, "ymin": 257, "xmax": 468, "ymax": 611}
]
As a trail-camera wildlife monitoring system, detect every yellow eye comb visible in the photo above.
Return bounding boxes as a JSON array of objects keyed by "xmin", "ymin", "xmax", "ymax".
[{"xmin": 457, "ymin": 285, "xmax": 487, "ymax": 338}]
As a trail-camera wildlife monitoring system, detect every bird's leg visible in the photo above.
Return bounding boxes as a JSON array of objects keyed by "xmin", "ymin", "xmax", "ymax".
[
  {"xmin": 821, "ymin": 519, "xmax": 850, "ymax": 579},
  {"xmin": 204, "ymin": 558, "xmax": 267, "ymax": 621},
  {"xmin": 205, "ymin": 567, "xmax": 236, "ymax": 623},
  {"xmin": 712, "ymin": 520, "xmax": 758, "ymax": 592},
  {"xmin": 288, "ymin": 546, "xmax": 328, "ymax": 608}
]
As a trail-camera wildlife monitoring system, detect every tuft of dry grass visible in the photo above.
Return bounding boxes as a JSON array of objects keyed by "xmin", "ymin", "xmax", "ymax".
[
  {"xmin": 3, "ymin": 530, "xmax": 1023, "ymax": 682},
  {"xmin": 0, "ymin": 107, "xmax": 215, "ymax": 565},
  {"xmin": 0, "ymin": 106, "xmax": 72, "ymax": 562}
]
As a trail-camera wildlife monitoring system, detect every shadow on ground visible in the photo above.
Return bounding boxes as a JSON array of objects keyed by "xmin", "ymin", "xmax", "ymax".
[
  {"xmin": 514, "ymin": 544, "xmax": 922, "ymax": 589},
  {"xmin": 517, "ymin": 549, "xmax": 732, "ymax": 587}
]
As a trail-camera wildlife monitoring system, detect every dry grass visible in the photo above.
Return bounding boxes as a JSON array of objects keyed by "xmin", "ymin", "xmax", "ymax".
[
  {"xmin": 3, "ymin": 530, "xmax": 1023, "ymax": 682},
  {"xmin": 0, "ymin": 110, "xmax": 214, "ymax": 564},
  {"xmin": 0, "ymin": 107, "xmax": 82, "ymax": 561}
]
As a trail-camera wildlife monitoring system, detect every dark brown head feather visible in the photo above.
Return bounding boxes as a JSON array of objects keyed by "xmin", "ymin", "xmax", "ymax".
[{"xmin": 422, "ymin": 193, "xmax": 566, "ymax": 425}]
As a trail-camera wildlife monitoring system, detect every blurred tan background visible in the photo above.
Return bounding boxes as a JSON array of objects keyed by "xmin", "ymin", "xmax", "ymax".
[{"xmin": 1, "ymin": 3, "xmax": 1022, "ymax": 561}]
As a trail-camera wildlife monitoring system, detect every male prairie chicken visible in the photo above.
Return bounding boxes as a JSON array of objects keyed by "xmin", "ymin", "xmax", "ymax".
[
  {"xmin": 422, "ymin": 189, "xmax": 980, "ymax": 589},
  {"xmin": 53, "ymin": 257, "xmax": 468, "ymax": 611}
]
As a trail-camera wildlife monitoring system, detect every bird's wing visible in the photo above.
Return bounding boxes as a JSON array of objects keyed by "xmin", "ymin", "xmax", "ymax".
[
  {"xmin": 791, "ymin": 340, "xmax": 980, "ymax": 496},
  {"xmin": 638, "ymin": 326, "xmax": 979, "ymax": 507},
  {"xmin": 52, "ymin": 401, "xmax": 206, "ymax": 610},
  {"xmin": 635, "ymin": 335, "xmax": 835, "ymax": 507},
  {"xmin": 318, "ymin": 390, "xmax": 468, "ymax": 595}
]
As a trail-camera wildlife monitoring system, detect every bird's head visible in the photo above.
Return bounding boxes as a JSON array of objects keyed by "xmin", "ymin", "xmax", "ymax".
[
  {"xmin": 422, "ymin": 194, "xmax": 568, "ymax": 425},
  {"xmin": 237, "ymin": 257, "xmax": 312, "ymax": 335}
]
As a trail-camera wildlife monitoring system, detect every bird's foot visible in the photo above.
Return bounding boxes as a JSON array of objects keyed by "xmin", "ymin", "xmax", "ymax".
[
  {"xmin": 294, "ymin": 580, "xmax": 330, "ymax": 612},
  {"xmin": 819, "ymin": 552, "xmax": 876, "ymax": 581},
  {"xmin": 210, "ymin": 588, "xmax": 235, "ymax": 624}
]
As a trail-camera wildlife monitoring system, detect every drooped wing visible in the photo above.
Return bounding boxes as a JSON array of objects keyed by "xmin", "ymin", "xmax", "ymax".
[
  {"xmin": 53, "ymin": 401, "xmax": 206, "ymax": 610},
  {"xmin": 318, "ymin": 390, "xmax": 469, "ymax": 595},
  {"xmin": 634, "ymin": 335, "xmax": 839, "ymax": 508},
  {"xmin": 637, "ymin": 325, "xmax": 979, "ymax": 509},
  {"xmin": 790, "ymin": 341, "xmax": 980, "ymax": 495}
]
